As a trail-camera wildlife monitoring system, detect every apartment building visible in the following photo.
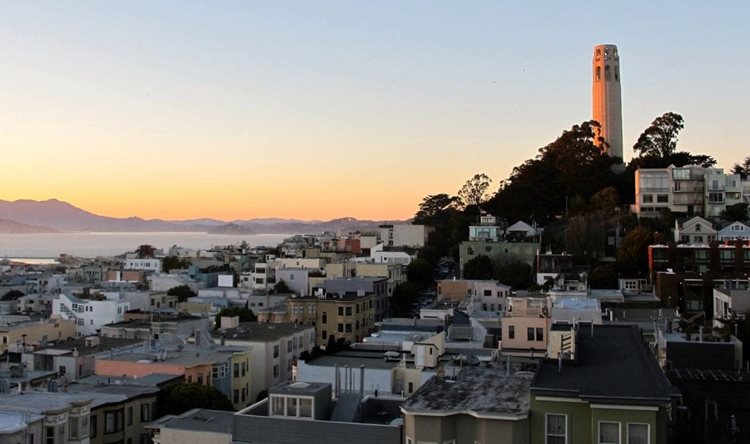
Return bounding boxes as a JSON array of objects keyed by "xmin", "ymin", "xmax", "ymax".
[
  {"xmin": 530, "ymin": 325, "xmax": 677, "ymax": 444},
  {"xmin": 0, "ymin": 392, "xmax": 92, "ymax": 444},
  {"xmin": 0, "ymin": 317, "xmax": 76, "ymax": 353},
  {"xmin": 123, "ymin": 258, "xmax": 162, "ymax": 273},
  {"xmin": 354, "ymin": 262, "xmax": 405, "ymax": 297},
  {"xmin": 321, "ymin": 277, "xmax": 389, "ymax": 322},
  {"xmin": 500, "ymin": 297, "xmax": 550, "ymax": 356},
  {"xmin": 53, "ymin": 294, "xmax": 130, "ymax": 337},
  {"xmin": 634, "ymin": 165, "xmax": 749, "ymax": 218},
  {"xmin": 316, "ymin": 295, "xmax": 375, "ymax": 347},
  {"xmin": 378, "ymin": 224, "xmax": 429, "ymax": 248},
  {"xmin": 215, "ymin": 320, "xmax": 315, "ymax": 403}
]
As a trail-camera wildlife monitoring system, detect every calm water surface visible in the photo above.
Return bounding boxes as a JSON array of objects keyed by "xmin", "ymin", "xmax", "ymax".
[{"xmin": 0, "ymin": 232, "xmax": 289, "ymax": 259}]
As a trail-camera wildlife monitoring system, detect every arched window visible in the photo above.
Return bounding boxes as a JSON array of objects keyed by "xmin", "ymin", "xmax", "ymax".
[
  {"xmin": 605, "ymin": 65, "xmax": 611, "ymax": 80},
  {"xmin": 615, "ymin": 66, "xmax": 620, "ymax": 81},
  {"xmin": 595, "ymin": 66, "xmax": 601, "ymax": 81}
]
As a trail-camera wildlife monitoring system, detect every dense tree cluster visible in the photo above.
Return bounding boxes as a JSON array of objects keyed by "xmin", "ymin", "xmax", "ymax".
[{"xmin": 412, "ymin": 112, "xmax": 742, "ymax": 286}]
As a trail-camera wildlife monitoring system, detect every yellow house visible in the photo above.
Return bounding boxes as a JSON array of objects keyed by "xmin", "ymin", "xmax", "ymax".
[{"xmin": 0, "ymin": 318, "xmax": 76, "ymax": 352}]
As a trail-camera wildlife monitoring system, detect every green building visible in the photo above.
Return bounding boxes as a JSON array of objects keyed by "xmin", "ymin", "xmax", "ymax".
[{"xmin": 530, "ymin": 324, "xmax": 679, "ymax": 444}]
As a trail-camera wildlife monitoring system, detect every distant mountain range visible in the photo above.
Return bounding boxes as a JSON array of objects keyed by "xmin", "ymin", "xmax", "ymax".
[{"xmin": 0, "ymin": 199, "xmax": 407, "ymax": 234}]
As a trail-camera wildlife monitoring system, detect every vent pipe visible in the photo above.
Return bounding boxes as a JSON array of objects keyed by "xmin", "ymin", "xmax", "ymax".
[{"xmin": 334, "ymin": 364, "xmax": 340, "ymax": 397}]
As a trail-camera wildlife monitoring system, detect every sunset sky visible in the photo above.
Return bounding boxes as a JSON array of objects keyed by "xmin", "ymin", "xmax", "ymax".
[{"xmin": 1, "ymin": 1, "xmax": 748, "ymax": 221}]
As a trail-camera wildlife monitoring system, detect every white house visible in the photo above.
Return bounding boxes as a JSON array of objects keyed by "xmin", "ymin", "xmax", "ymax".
[
  {"xmin": 124, "ymin": 258, "xmax": 162, "ymax": 273},
  {"xmin": 53, "ymin": 293, "xmax": 130, "ymax": 336},
  {"xmin": 369, "ymin": 244, "xmax": 413, "ymax": 265},
  {"xmin": 674, "ymin": 216, "xmax": 716, "ymax": 244},
  {"xmin": 718, "ymin": 221, "xmax": 750, "ymax": 241},
  {"xmin": 378, "ymin": 224, "xmax": 429, "ymax": 248}
]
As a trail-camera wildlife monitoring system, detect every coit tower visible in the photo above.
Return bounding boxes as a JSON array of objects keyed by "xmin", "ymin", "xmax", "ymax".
[{"xmin": 592, "ymin": 44, "xmax": 623, "ymax": 160}]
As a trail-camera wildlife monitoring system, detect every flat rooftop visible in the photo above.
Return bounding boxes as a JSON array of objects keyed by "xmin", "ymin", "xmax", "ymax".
[
  {"xmin": 148, "ymin": 408, "xmax": 234, "ymax": 434},
  {"xmin": 306, "ymin": 350, "xmax": 401, "ymax": 370},
  {"xmin": 270, "ymin": 381, "xmax": 330, "ymax": 396},
  {"xmin": 43, "ymin": 337, "xmax": 143, "ymax": 356},
  {"xmin": 216, "ymin": 322, "xmax": 312, "ymax": 342},
  {"xmin": 402, "ymin": 366, "xmax": 531, "ymax": 418},
  {"xmin": 532, "ymin": 325, "xmax": 675, "ymax": 404}
]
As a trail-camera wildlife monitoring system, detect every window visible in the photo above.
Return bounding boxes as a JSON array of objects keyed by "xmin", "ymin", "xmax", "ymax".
[
  {"xmin": 656, "ymin": 194, "xmax": 668, "ymax": 203},
  {"xmin": 69, "ymin": 416, "xmax": 79, "ymax": 440},
  {"xmin": 345, "ymin": 323, "xmax": 352, "ymax": 333},
  {"xmin": 127, "ymin": 406, "xmax": 133, "ymax": 425},
  {"xmin": 90, "ymin": 415, "xmax": 97, "ymax": 438},
  {"xmin": 322, "ymin": 330, "xmax": 327, "ymax": 340},
  {"xmin": 299, "ymin": 398, "xmax": 312, "ymax": 417},
  {"xmin": 321, "ymin": 312, "xmax": 327, "ymax": 323},
  {"xmin": 287, "ymin": 340, "xmax": 293, "ymax": 352},
  {"xmin": 104, "ymin": 410, "xmax": 123, "ymax": 434},
  {"xmin": 233, "ymin": 389, "xmax": 239, "ymax": 404},
  {"xmin": 338, "ymin": 323, "xmax": 344, "ymax": 333},
  {"xmin": 338, "ymin": 307, "xmax": 344, "ymax": 316},
  {"xmin": 273, "ymin": 364, "xmax": 279, "ymax": 378},
  {"xmin": 599, "ymin": 422, "xmax": 620, "ymax": 444},
  {"xmin": 141, "ymin": 403, "xmax": 150, "ymax": 422},
  {"xmin": 273, "ymin": 345, "xmax": 279, "ymax": 358},
  {"xmin": 234, "ymin": 363, "xmax": 240, "ymax": 377},
  {"xmin": 508, "ymin": 325, "xmax": 515, "ymax": 339},
  {"xmin": 536, "ymin": 327, "xmax": 544, "ymax": 341},
  {"xmin": 46, "ymin": 427, "xmax": 55, "ymax": 444},
  {"xmin": 271, "ymin": 396, "xmax": 284, "ymax": 415},
  {"xmin": 527, "ymin": 327, "xmax": 535, "ymax": 341},
  {"xmin": 345, "ymin": 306, "xmax": 352, "ymax": 316},
  {"xmin": 626, "ymin": 423, "xmax": 649, "ymax": 444},
  {"xmin": 546, "ymin": 414, "xmax": 567, "ymax": 444},
  {"xmin": 642, "ymin": 195, "xmax": 653, "ymax": 203},
  {"xmin": 287, "ymin": 397, "xmax": 297, "ymax": 416}
]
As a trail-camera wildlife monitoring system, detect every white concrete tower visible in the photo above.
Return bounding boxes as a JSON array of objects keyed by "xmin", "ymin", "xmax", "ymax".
[{"xmin": 592, "ymin": 44, "xmax": 623, "ymax": 160}]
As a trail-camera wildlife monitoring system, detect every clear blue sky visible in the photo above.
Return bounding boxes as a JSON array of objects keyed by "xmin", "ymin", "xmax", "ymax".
[{"xmin": 0, "ymin": 1, "xmax": 747, "ymax": 219}]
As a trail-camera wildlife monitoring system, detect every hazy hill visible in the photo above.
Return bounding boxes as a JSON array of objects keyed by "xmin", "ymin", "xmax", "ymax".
[
  {"xmin": 0, "ymin": 218, "xmax": 57, "ymax": 233},
  {"xmin": 0, "ymin": 199, "xmax": 407, "ymax": 234}
]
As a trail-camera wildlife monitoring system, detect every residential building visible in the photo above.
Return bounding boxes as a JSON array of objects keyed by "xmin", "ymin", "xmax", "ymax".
[
  {"xmin": 0, "ymin": 392, "xmax": 92, "ymax": 444},
  {"xmin": 368, "ymin": 244, "xmax": 414, "ymax": 265},
  {"xmin": 95, "ymin": 335, "xmax": 252, "ymax": 410},
  {"xmin": 674, "ymin": 216, "xmax": 717, "ymax": 244},
  {"xmin": 436, "ymin": 279, "xmax": 510, "ymax": 310},
  {"xmin": 530, "ymin": 325, "xmax": 678, "ymax": 444},
  {"xmin": 0, "ymin": 317, "xmax": 76, "ymax": 353},
  {"xmin": 321, "ymin": 277, "xmax": 389, "ymax": 322},
  {"xmin": 468, "ymin": 213, "xmax": 503, "ymax": 241},
  {"xmin": 354, "ymin": 262, "xmax": 405, "ymax": 298},
  {"xmin": 459, "ymin": 240, "xmax": 539, "ymax": 276},
  {"xmin": 216, "ymin": 320, "xmax": 314, "ymax": 403},
  {"xmin": 53, "ymin": 293, "xmax": 130, "ymax": 336},
  {"xmin": 149, "ymin": 383, "xmax": 402, "ymax": 444},
  {"xmin": 274, "ymin": 268, "xmax": 313, "ymax": 296},
  {"xmin": 718, "ymin": 221, "xmax": 750, "ymax": 241},
  {"xmin": 713, "ymin": 287, "xmax": 750, "ymax": 328},
  {"xmin": 634, "ymin": 165, "xmax": 749, "ymax": 218},
  {"xmin": 316, "ymin": 295, "xmax": 375, "ymax": 347},
  {"xmin": 401, "ymin": 366, "xmax": 532, "ymax": 444},
  {"xmin": 123, "ymin": 258, "xmax": 162, "ymax": 273},
  {"xmin": 500, "ymin": 297, "xmax": 549, "ymax": 356},
  {"xmin": 378, "ymin": 224, "xmax": 429, "ymax": 248}
]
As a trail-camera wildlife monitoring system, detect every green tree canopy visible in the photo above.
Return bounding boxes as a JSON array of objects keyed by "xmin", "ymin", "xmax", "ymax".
[
  {"xmin": 214, "ymin": 306, "xmax": 257, "ymax": 328},
  {"xmin": 274, "ymin": 279, "xmax": 291, "ymax": 294},
  {"xmin": 486, "ymin": 121, "xmax": 622, "ymax": 223},
  {"xmin": 413, "ymin": 193, "xmax": 461, "ymax": 225},
  {"xmin": 457, "ymin": 173, "xmax": 493, "ymax": 212},
  {"xmin": 732, "ymin": 156, "xmax": 750, "ymax": 180},
  {"xmin": 588, "ymin": 264, "xmax": 619, "ymax": 289},
  {"xmin": 495, "ymin": 261, "xmax": 533, "ymax": 290},
  {"xmin": 167, "ymin": 285, "xmax": 196, "ymax": 303},
  {"xmin": 407, "ymin": 258, "xmax": 433, "ymax": 289},
  {"xmin": 617, "ymin": 226, "xmax": 654, "ymax": 273},
  {"xmin": 721, "ymin": 203, "xmax": 749, "ymax": 223},
  {"xmin": 631, "ymin": 112, "xmax": 716, "ymax": 168},
  {"xmin": 462, "ymin": 255, "xmax": 495, "ymax": 280},
  {"xmin": 163, "ymin": 256, "xmax": 191, "ymax": 273},
  {"xmin": 391, "ymin": 282, "xmax": 418, "ymax": 317},
  {"xmin": 160, "ymin": 382, "xmax": 235, "ymax": 416}
]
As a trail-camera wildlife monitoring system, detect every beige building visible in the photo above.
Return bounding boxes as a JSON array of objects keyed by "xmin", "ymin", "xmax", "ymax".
[
  {"xmin": 592, "ymin": 44, "xmax": 623, "ymax": 159},
  {"xmin": 354, "ymin": 262, "xmax": 405, "ymax": 297},
  {"xmin": 316, "ymin": 295, "xmax": 375, "ymax": 347},
  {"xmin": 500, "ymin": 297, "xmax": 550, "ymax": 355},
  {"xmin": 0, "ymin": 317, "xmax": 76, "ymax": 352}
]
